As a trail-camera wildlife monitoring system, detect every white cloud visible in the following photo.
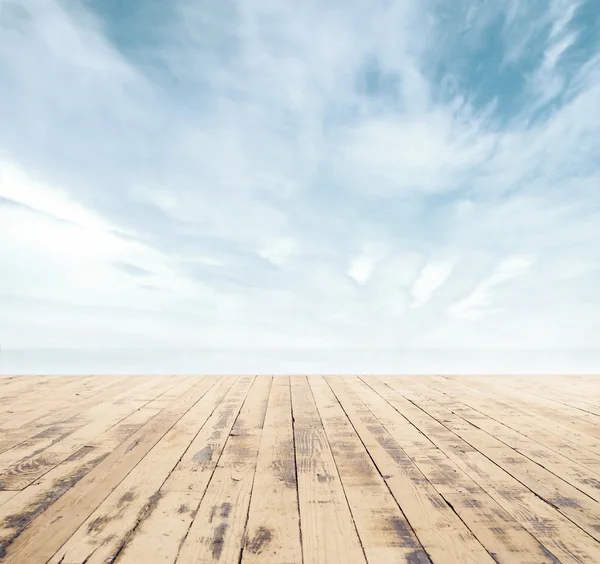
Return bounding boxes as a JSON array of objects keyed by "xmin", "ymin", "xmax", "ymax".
[
  {"xmin": 410, "ymin": 260, "xmax": 456, "ymax": 309},
  {"xmin": 348, "ymin": 255, "xmax": 375, "ymax": 285},
  {"xmin": 448, "ymin": 256, "xmax": 534, "ymax": 320},
  {"xmin": 1, "ymin": 0, "xmax": 600, "ymax": 371}
]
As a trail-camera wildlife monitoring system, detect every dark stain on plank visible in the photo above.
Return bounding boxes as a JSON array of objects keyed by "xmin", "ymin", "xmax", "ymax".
[
  {"xmin": 271, "ymin": 458, "xmax": 296, "ymax": 488},
  {"xmin": 317, "ymin": 473, "xmax": 333, "ymax": 483},
  {"xmin": 87, "ymin": 515, "xmax": 111, "ymax": 534},
  {"xmin": 142, "ymin": 491, "xmax": 163, "ymax": 520},
  {"xmin": 549, "ymin": 497, "xmax": 581, "ymax": 508},
  {"xmin": 527, "ymin": 515, "xmax": 557, "ymax": 534},
  {"xmin": 0, "ymin": 453, "xmax": 107, "ymax": 557},
  {"xmin": 210, "ymin": 408, "xmax": 235, "ymax": 440},
  {"xmin": 210, "ymin": 502, "xmax": 231, "ymax": 523},
  {"xmin": 177, "ymin": 504, "xmax": 189, "ymax": 514},
  {"xmin": 426, "ymin": 495, "xmax": 447, "ymax": 510},
  {"xmin": 53, "ymin": 454, "xmax": 109, "ymax": 491},
  {"xmin": 118, "ymin": 491, "xmax": 136, "ymax": 507},
  {"xmin": 489, "ymin": 526, "xmax": 508, "ymax": 539},
  {"xmin": 125, "ymin": 439, "xmax": 140, "ymax": 453},
  {"xmin": 102, "ymin": 533, "xmax": 117, "ymax": 547},
  {"xmin": 388, "ymin": 516, "xmax": 419, "ymax": 548},
  {"xmin": 33, "ymin": 425, "xmax": 68, "ymax": 440},
  {"xmin": 211, "ymin": 523, "xmax": 228, "ymax": 560},
  {"xmin": 193, "ymin": 446, "xmax": 213, "ymax": 463},
  {"xmin": 246, "ymin": 526, "xmax": 273, "ymax": 554},
  {"xmin": 580, "ymin": 477, "xmax": 600, "ymax": 490},
  {"xmin": 539, "ymin": 544, "xmax": 563, "ymax": 564},
  {"xmin": 64, "ymin": 445, "xmax": 96, "ymax": 462},
  {"xmin": 461, "ymin": 498, "xmax": 482, "ymax": 509},
  {"xmin": 406, "ymin": 548, "xmax": 431, "ymax": 564}
]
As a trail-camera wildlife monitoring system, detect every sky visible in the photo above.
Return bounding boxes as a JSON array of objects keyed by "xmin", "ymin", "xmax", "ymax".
[{"xmin": 1, "ymin": 0, "xmax": 600, "ymax": 373}]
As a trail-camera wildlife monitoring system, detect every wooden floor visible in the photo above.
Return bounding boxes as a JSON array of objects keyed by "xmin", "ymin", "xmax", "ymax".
[{"xmin": 1, "ymin": 377, "xmax": 600, "ymax": 563}]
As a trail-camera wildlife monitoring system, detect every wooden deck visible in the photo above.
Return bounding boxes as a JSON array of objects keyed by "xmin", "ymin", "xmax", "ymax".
[{"xmin": 0, "ymin": 376, "xmax": 600, "ymax": 563}]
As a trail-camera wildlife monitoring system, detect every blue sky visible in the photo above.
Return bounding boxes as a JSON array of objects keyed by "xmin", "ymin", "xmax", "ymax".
[{"xmin": 1, "ymin": 0, "xmax": 600, "ymax": 372}]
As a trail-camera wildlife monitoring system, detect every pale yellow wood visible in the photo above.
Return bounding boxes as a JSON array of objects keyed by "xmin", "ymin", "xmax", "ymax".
[
  {"xmin": 0, "ymin": 402, "xmax": 165, "ymax": 545},
  {"xmin": 498, "ymin": 376, "xmax": 600, "ymax": 415},
  {"xmin": 291, "ymin": 376, "xmax": 366, "ymax": 564},
  {"xmin": 163, "ymin": 376, "xmax": 255, "ymax": 493},
  {"xmin": 0, "ymin": 376, "xmax": 106, "ymax": 426},
  {"xmin": 47, "ymin": 377, "xmax": 239, "ymax": 564},
  {"xmin": 177, "ymin": 376, "xmax": 272, "ymax": 563},
  {"xmin": 0, "ymin": 377, "xmax": 143, "ymax": 455},
  {"xmin": 410, "ymin": 381, "xmax": 600, "ymax": 497},
  {"xmin": 0, "ymin": 400, "xmax": 146, "ymax": 489},
  {"xmin": 1, "ymin": 377, "xmax": 222, "ymax": 564},
  {"xmin": 0, "ymin": 381, "xmax": 201, "ymax": 545},
  {"xmin": 0, "ymin": 377, "xmax": 192, "ymax": 489},
  {"xmin": 2, "ymin": 375, "xmax": 600, "ymax": 564},
  {"xmin": 310, "ymin": 376, "xmax": 427, "ymax": 563},
  {"xmin": 241, "ymin": 377, "xmax": 302, "ymax": 564},
  {"xmin": 114, "ymin": 491, "xmax": 203, "ymax": 563},
  {"xmin": 381, "ymin": 381, "xmax": 600, "ymax": 542},
  {"xmin": 461, "ymin": 377, "xmax": 600, "ymax": 438},
  {"xmin": 422, "ymin": 376, "xmax": 600, "ymax": 473},
  {"xmin": 0, "ymin": 491, "xmax": 17, "ymax": 507},
  {"xmin": 330, "ymin": 376, "xmax": 493, "ymax": 564},
  {"xmin": 366, "ymin": 377, "xmax": 600, "ymax": 563},
  {"xmin": 440, "ymin": 493, "xmax": 557, "ymax": 564}
]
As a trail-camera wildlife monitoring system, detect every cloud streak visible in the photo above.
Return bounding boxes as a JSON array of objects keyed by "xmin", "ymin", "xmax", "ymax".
[{"xmin": 1, "ymin": 0, "xmax": 600, "ymax": 371}]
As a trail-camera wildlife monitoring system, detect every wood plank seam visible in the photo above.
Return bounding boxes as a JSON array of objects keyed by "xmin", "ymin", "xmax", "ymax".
[
  {"xmin": 167, "ymin": 376, "xmax": 263, "ymax": 563},
  {"xmin": 289, "ymin": 376, "xmax": 305, "ymax": 564},
  {"xmin": 324, "ymin": 377, "xmax": 432, "ymax": 563},
  {"xmin": 101, "ymin": 377, "xmax": 245, "ymax": 564},
  {"xmin": 372, "ymin": 378, "xmax": 600, "ymax": 554},
  {"xmin": 0, "ymin": 377, "xmax": 224, "ymax": 563},
  {"xmin": 305, "ymin": 376, "xmax": 368, "ymax": 563},
  {"xmin": 353, "ymin": 377, "xmax": 497, "ymax": 562}
]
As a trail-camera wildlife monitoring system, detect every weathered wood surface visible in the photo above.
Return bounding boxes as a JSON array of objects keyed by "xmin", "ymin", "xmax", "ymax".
[{"xmin": 0, "ymin": 375, "xmax": 599, "ymax": 563}]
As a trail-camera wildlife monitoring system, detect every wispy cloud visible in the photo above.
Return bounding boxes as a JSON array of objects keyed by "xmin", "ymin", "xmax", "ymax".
[{"xmin": 1, "ymin": 0, "xmax": 599, "ymax": 370}]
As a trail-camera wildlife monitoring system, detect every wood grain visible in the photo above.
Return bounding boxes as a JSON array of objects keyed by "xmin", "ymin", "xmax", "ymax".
[{"xmin": 0, "ymin": 375, "xmax": 599, "ymax": 563}]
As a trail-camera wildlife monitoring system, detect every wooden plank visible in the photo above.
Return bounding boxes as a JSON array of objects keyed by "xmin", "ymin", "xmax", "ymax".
[
  {"xmin": 117, "ymin": 374, "xmax": 268, "ymax": 562},
  {"xmin": 0, "ymin": 376, "xmax": 106, "ymax": 426},
  {"xmin": 310, "ymin": 376, "xmax": 429, "ymax": 563},
  {"xmin": 47, "ymin": 377, "xmax": 248, "ymax": 564},
  {"xmin": 0, "ymin": 379, "xmax": 201, "ymax": 546},
  {"xmin": 329, "ymin": 376, "xmax": 494, "ymax": 564},
  {"xmin": 365, "ymin": 377, "xmax": 600, "ymax": 563},
  {"xmin": 410, "ymin": 382, "xmax": 600, "ymax": 500},
  {"xmin": 162, "ymin": 376, "xmax": 255, "ymax": 493},
  {"xmin": 115, "ymin": 376, "xmax": 264, "ymax": 564},
  {"xmin": 0, "ymin": 377, "xmax": 191, "ymax": 490},
  {"xmin": 290, "ymin": 376, "xmax": 367, "ymax": 564},
  {"xmin": 381, "ymin": 381, "xmax": 600, "ymax": 543},
  {"xmin": 421, "ymin": 377, "xmax": 600, "ymax": 473},
  {"xmin": 497, "ymin": 377, "xmax": 600, "ymax": 416},
  {"xmin": 3, "ymin": 375, "xmax": 600, "ymax": 563},
  {"xmin": 440, "ymin": 493, "xmax": 560, "ymax": 564},
  {"xmin": 0, "ymin": 492, "xmax": 17, "ymax": 507},
  {"xmin": 0, "ymin": 402, "xmax": 165, "ymax": 546},
  {"xmin": 114, "ymin": 491, "xmax": 203, "ymax": 563},
  {"xmin": 0, "ymin": 377, "xmax": 222, "ymax": 563},
  {"xmin": 0, "ymin": 377, "xmax": 144, "ymax": 455},
  {"xmin": 460, "ymin": 377, "xmax": 600, "ymax": 438},
  {"xmin": 0, "ymin": 400, "xmax": 146, "ymax": 490},
  {"xmin": 176, "ymin": 376, "xmax": 272, "ymax": 563},
  {"xmin": 241, "ymin": 377, "xmax": 302, "ymax": 564}
]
